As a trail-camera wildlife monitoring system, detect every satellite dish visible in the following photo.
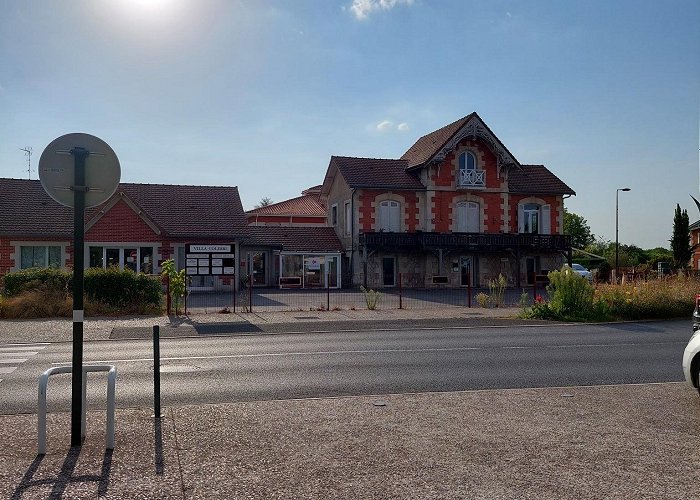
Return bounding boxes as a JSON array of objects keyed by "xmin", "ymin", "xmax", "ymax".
[{"xmin": 39, "ymin": 133, "xmax": 121, "ymax": 208}]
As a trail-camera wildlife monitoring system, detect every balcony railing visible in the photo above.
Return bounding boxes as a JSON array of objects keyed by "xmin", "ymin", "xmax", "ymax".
[
  {"xmin": 359, "ymin": 231, "xmax": 572, "ymax": 251},
  {"xmin": 458, "ymin": 169, "xmax": 485, "ymax": 187}
]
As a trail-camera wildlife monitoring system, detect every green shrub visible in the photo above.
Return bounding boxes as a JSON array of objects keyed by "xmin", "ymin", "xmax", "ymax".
[
  {"xmin": 3, "ymin": 267, "xmax": 71, "ymax": 296},
  {"xmin": 360, "ymin": 286, "xmax": 381, "ymax": 310},
  {"xmin": 1, "ymin": 266, "xmax": 162, "ymax": 317},
  {"xmin": 476, "ymin": 292, "xmax": 490, "ymax": 308},
  {"xmin": 84, "ymin": 266, "xmax": 162, "ymax": 309},
  {"xmin": 161, "ymin": 259, "xmax": 186, "ymax": 315},
  {"xmin": 546, "ymin": 265, "xmax": 595, "ymax": 320}
]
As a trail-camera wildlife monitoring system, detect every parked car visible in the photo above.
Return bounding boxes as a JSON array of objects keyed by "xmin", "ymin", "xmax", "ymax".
[
  {"xmin": 571, "ymin": 263, "xmax": 593, "ymax": 282},
  {"xmin": 683, "ymin": 329, "xmax": 700, "ymax": 395}
]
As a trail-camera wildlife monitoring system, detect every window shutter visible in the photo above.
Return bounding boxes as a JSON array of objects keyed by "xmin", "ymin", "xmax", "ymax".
[
  {"xmin": 455, "ymin": 202, "xmax": 466, "ymax": 232},
  {"xmin": 540, "ymin": 204, "xmax": 551, "ymax": 235},
  {"xmin": 379, "ymin": 203, "xmax": 387, "ymax": 231},
  {"xmin": 391, "ymin": 202, "xmax": 401, "ymax": 231},
  {"xmin": 518, "ymin": 205, "xmax": 525, "ymax": 233},
  {"xmin": 467, "ymin": 202, "xmax": 479, "ymax": 232}
]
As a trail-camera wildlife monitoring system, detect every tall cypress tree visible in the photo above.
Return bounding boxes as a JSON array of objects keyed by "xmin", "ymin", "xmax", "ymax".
[{"xmin": 670, "ymin": 204, "xmax": 691, "ymax": 269}]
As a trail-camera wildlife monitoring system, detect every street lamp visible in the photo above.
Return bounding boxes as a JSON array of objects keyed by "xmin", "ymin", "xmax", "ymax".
[{"xmin": 616, "ymin": 187, "xmax": 631, "ymax": 282}]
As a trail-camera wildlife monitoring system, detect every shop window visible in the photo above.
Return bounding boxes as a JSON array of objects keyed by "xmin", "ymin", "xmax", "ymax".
[{"xmin": 20, "ymin": 245, "xmax": 61, "ymax": 269}]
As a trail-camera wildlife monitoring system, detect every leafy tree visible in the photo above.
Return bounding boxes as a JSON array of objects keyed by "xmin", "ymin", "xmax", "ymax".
[
  {"xmin": 563, "ymin": 208, "xmax": 595, "ymax": 249},
  {"xmin": 670, "ymin": 204, "xmax": 691, "ymax": 269},
  {"xmin": 254, "ymin": 197, "xmax": 273, "ymax": 209}
]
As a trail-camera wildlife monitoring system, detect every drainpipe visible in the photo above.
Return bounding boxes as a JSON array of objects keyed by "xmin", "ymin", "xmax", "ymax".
[{"xmin": 350, "ymin": 188, "xmax": 356, "ymax": 287}]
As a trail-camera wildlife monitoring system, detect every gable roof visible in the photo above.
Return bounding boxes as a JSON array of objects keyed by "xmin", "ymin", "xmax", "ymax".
[
  {"xmin": 328, "ymin": 156, "xmax": 424, "ymax": 190},
  {"xmin": 245, "ymin": 226, "xmax": 343, "ymax": 253},
  {"xmin": 0, "ymin": 178, "xmax": 248, "ymax": 239},
  {"xmin": 508, "ymin": 165, "xmax": 575, "ymax": 196},
  {"xmin": 401, "ymin": 112, "xmax": 519, "ymax": 170},
  {"xmin": 246, "ymin": 194, "xmax": 325, "ymax": 217}
]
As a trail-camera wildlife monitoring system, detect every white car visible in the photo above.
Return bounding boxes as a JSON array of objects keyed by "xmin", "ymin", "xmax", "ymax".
[
  {"xmin": 683, "ymin": 330, "xmax": 700, "ymax": 394},
  {"xmin": 571, "ymin": 263, "xmax": 593, "ymax": 282}
]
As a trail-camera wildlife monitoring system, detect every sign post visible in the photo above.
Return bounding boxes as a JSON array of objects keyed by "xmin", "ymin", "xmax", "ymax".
[{"xmin": 39, "ymin": 133, "xmax": 120, "ymax": 447}]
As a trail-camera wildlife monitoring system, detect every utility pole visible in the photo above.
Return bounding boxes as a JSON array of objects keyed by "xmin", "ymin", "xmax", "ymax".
[{"xmin": 20, "ymin": 147, "xmax": 32, "ymax": 179}]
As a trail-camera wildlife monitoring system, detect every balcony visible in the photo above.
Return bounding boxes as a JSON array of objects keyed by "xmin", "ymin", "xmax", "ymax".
[
  {"xmin": 359, "ymin": 231, "xmax": 572, "ymax": 252},
  {"xmin": 458, "ymin": 169, "xmax": 485, "ymax": 187}
]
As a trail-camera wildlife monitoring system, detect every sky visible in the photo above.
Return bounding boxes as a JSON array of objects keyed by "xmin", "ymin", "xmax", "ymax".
[{"xmin": 1, "ymin": 0, "xmax": 698, "ymax": 250}]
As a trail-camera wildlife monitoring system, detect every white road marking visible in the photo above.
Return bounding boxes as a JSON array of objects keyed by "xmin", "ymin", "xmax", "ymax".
[
  {"xmin": 51, "ymin": 340, "xmax": 685, "ymax": 366},
  {"xmin": 0, "ymin": 343, "xmax": 49, "ymax": 382}
]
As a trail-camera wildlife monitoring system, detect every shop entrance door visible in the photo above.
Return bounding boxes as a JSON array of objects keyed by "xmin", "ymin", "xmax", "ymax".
[
  {"xmin": 382, "ymin": 257, "xmax": 396, "ymax": 287},
  {"xmin": 460, "ymin": 256, "xmax": 473, "ymax": 287},
  {"xmin": 249, "ymin": 252, "xmax": 266, "ymax": 286}
]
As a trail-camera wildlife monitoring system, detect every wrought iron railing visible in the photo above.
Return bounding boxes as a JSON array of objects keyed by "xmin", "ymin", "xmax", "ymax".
[{"xmin": 458, "ymin": 169, "xmax": 485, "ymax": 187}]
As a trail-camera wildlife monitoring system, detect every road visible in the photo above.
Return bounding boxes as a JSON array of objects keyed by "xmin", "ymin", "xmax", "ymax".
[{"xmin": 0, "ymin": 320, "xmax": 690, "ymax": 414}]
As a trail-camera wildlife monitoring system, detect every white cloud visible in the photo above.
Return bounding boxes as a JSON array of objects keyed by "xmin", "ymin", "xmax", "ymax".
[
  {"xmin": 349, "ymin": 0, "xmax": 414, "ymax": 20},
  {"xmin": 376, "ymin": 120, "xmax": 394, "ymax": 131},
  {"xmin": 397, "ymin": 122, "xmax": 409, "ymax": 131}
]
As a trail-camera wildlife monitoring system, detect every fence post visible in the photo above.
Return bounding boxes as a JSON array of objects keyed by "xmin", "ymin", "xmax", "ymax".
[
  {"xmin": 248, "ymin": 274, "xmax": 252, "ymax": 313},
  {"xmin": 399, "ymin": 272, "xmax": 403, "ymax": 309},
  {"xmin": 327, "ymin": 276, "xmax": 330, "ymax": 311},
  {"xmin": 467, "ymin": 272, "xmax": 472, "ymax": 308},
  {"xmin": 153, "ymin": 325, "xmax": 162, "ymax": 418},
  {"xmin": 233, "ymin": 278, "xmax": 236, "ymax": 313}
]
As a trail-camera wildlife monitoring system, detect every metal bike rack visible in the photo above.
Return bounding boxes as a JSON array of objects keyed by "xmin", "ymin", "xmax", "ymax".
[{"xmin": 38, "ymin": 364, "xmax": 116, "ymax": 455}]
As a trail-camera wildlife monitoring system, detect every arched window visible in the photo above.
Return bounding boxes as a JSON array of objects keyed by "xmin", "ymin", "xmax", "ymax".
[
  {"xmin": 518, "ymin": 203, "xmax": 551, "ymax": 234},
  {"xmin": 378, "ymin": 200, "xmax": 401, "ymax": 232},
  {"xmin": 458, "ymin": 152, "xmax": 485, "ymax": 187},
  {"xmin": 455, "ymin": 201, "xmax": 480, "ymax": 232}
]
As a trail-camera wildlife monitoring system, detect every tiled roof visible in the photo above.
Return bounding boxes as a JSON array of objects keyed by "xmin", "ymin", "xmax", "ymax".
[
  {"xmin": 246, "ymin": 195, "xmax": 325, "ymax": 217},
  {"xmin": 331, "ymin": 156, "xmax": 424, "ymax": 190},
  {"xmin": 508, "ymin": 165, "xmax": 575, "ymax": 196},
  {"xmin": 401, "ymin": 114, "xmax": 474, "ymax": 168},
  {"xmin": 301, "ymin": 185, "xmax": 322, "ymax": 196},
  {"xmin": 245, "ymin": 226, "xmax": 343, "ymax": 253},
  {"xmin": 0, "ymin": 178, "xmax": 248, "ymax": 238}
]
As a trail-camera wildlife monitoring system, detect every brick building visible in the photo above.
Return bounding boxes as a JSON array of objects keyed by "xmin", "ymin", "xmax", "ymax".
[{"xmin": 320, "ymin": 112, "xmax": 575, "ymax": 288}]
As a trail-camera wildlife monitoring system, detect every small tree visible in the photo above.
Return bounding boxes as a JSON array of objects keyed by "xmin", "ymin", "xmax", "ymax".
[
  {"xmin": 160, "ymin": 259, "xmax": 186, "ymax": 315},
  {"xmin": 670, "ymin": 204, "xmax": 691, "ymax": 270},
  {"xmin": 254, "ymin": 197, "xmax": 273, "ymax": 209},
  {"xmin": 564, "ymin": 208, "xmax": 595, "ymax": 249}
]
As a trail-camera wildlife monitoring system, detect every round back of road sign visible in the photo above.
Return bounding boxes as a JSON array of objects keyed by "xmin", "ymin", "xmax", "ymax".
[{"xmin": 39, "ymin": 133, "xmax": 121, "ymax": 208}]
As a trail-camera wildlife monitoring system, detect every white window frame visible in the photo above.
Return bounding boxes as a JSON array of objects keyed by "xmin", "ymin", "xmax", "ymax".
[
  {"xmin": 344, "ymin": 201, "xmax": 351, "ymax": 236},
  {"xmin": 87, "ymin": 243, "xmax": 159, "ymax": 273},
  {"xmin": 518, "ymin": 203, "xmax": 551, "ymax": 234},
  {"xmin": 330, "ymin": 204, "xmax": 338, "ymax": 227},
  {"xmin": 458, "ymin": 151, "xmax": 485, "ymax": 187},
  {"xmin": 378, "ymin": 200, "xmax": 401, "ymax": 232},
  {"xmin": 455, "ymin": 201, "xmax": 480, "ymax": 233}
]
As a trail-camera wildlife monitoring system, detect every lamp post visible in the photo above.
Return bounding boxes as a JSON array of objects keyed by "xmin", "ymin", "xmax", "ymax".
[{"xmin": 615, "ymin": 187, "xmax": 631, "ymax": 282}]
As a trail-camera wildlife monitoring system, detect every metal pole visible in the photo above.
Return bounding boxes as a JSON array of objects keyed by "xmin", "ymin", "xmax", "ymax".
[
  {"xmin": 467, "ymin": 271, "xmax": 472, "ymax": 308},
  {"xmin": 616, "ymin": 189, "xmax": 619, "ymax": 283},
  {"xmin": 326, "ymin": 272, "xmax": 330, "ymax": 311},
  {"xmin": 399, "ymin": 272, "xmax": 403, "ymax": 309},
  {"xmin": 71, "ymin": 147, "xmax": 88, "ymax": 447},
  {"xmin": 233, "ymin": 276, "xmax": 236, "ymax": 313},
  {"xmin": 153, "ymin": 325, "xmax": 162, "ymax": 418},
  {"xmin": 248, "ymin": 274, "xmax": 252, "ymax": 313}
]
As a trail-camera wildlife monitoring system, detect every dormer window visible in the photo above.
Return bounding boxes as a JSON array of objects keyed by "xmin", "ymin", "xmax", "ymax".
[{"xmin": 458, "ymin": 151, "xmax": 485, "ymax": 187}]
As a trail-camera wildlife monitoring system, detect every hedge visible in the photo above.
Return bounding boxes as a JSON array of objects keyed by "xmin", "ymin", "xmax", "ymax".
[{"xmin": 2, "ymin": 267, "xmax": 162, "ymax": 309}]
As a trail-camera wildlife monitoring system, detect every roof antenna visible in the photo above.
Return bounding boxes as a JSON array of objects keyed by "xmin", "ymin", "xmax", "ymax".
[{"xmin": 19, "ymin": 147, "xmax": 32, "ymax": 179}]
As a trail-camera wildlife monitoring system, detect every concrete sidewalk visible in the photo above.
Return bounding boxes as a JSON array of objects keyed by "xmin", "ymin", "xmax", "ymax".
[
  {"xmin": 0, "ymin": 307, "xmax": 533, "ymax": 344},
  {"xmin": 2, "ymin": 383, "xmax": 699, "ymax": 499}
]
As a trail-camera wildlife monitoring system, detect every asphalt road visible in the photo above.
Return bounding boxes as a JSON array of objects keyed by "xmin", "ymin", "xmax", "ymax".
[{"xmin": 0, "ymin": 320, "xmax": 690, "ymax": 414}]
